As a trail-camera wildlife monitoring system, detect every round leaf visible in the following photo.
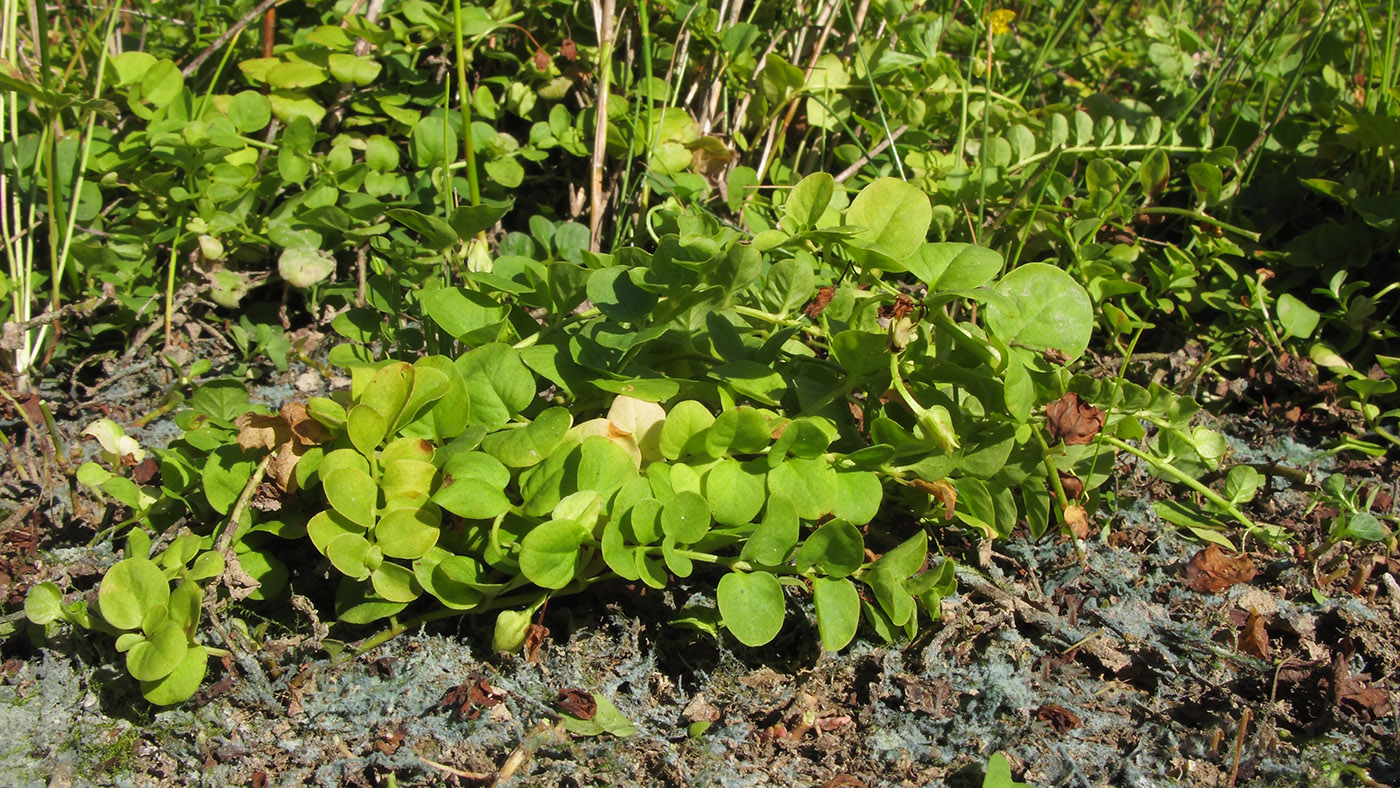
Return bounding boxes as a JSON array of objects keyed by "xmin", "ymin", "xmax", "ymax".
[
  {"xmin": 846, "ymin": 177, "xmax": 932, "ymax": 262},
  {"xmin": 99, "ymin": 557, "xmax": 170, "ymax": 631},
  {"xmin": 717, "ymin": 571, "xmax": 785, "ymax": 647},
  {"xmin": 812, "ymin": 577, "xmax": 860, "ymax": 651},
  {"xmin": 662, "ymin": 491, "xmax": 712, "ymax": 544},
  {"xmin": 519, "ymin": 519, "xmax": 588, "ymax": 589},
  {"xmin": 323, "ymin": 467, "xmax": 377, "ymax": 528},
  {"xmin": 278, "ymin": 246, "xmax": 336, "ymax": 289},
  {"xmin": 986, "ymin": 263, "xmax": 1093, "ymax": 361},
  {"xmin": 375, "ymin": 506, "xmax": 442, "ymax": 559},
  {"xmin": 140, "ymin": 641, "xmax": 208, "ymax": 705},
  {"xmin": 125, "ymin": 620, "xmax": 187, "ymax": 681}
]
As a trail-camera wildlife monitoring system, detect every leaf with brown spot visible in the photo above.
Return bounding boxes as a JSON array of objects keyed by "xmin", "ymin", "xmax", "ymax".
[
  {"xmin": 1185, "ymin": 544, "xmax": 1257, "ymax": 593},
  {"xmin": 554, "ymin": 688, "xmax": 597, "ymax": 720},
  {"xmin": 1237, "ymin": 611, "xmax": 1270, "ymax": 659},
  {"xmin": 1045, "ymin": 392, "xmax": 1105, "ymax": 445},
  {"xmin": 804, "ymin": 286, "xmax": 836, "ymax": 318},
  {"xmin": 1035, "ymin": 703, "xmax": 1082, "ymax": 732}
]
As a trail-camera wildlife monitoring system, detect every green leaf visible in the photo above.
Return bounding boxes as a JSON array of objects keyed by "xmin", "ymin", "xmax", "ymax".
[
  {"xmin": 202, "ymin": 445, "xmax": 255, "ymax": 515},
  {"xmin": 519, "ymin": 518, "xmax": 588, "ymax": 589},
  {"xmin": 375, "ymin": 506, "xmax": 441, "ymax": 559},
  {"xmin": 323, "ymin": 467, "xmax": 377, "ymax": 528},
  {"xmin": 587, "ymin": 267, "xmax": 658, "ymax": 323},
  {"xmin": 326, "ymin": 533, "xmax": 374, "ymax": 579},
  {"xmin": 456, "ymin": 344, "xmax": 535, "ymax": 430},
  {"xmin": 24, "ymin": 582, "xmax": 64, "ymax": 625},
  {"xmin": 125, "ymin": 624, "xmax": 186, "ymax": 685},
  {"xmin": 768, "ymin": 458, "xmax": 836, "ymax": 520},
  {"xmin": 227, "ymin": 91, "xmax": 270, "ymax": 132},
  {"xmin": 560, "ymin": 692, "xmax": 638, "ymax": 737},
  {"xmin": 434, "ymin": 452, "xmax": 512, "ymax": 519},
  {"xmin": 1277, "ymin": 294, "xmax": 1320, "ymax": 340},
  {"xmin": 794, "ymin": 520, "xmax": 864, "ymax": 578},
  {"xmin": 706, "ymin": 406, "xmax": 771, "ymax": 457},
  {"xmin": 409, "ymin": 114, "xmax": 456, "ymax": 168},
  {"xmin": 482, "ymin": 407, "xmax": 571, "ymax": 467},
  {"xmin": 99, "ymin": 558, "xmax": 171, "ymax": 631},
  {"xmin": 904, "ymin": 243, "xmax": 1003, "ymax": 291},
  {"xmin": 812, "ymin": 577, "xmax": 860, "ymax": 651},
  {"xmin": 387, "ymin": 209, "xmax": 459, "ymax": 250},
  {"xmin": 710, "ymin": 360, "xmax": 787, "ymax": 405},
  {"xmin": 422, "ymin": 286, "xmax": 509, "ymax": 343},
  {"xmin": 266, "ymin": 60, "xmax": 327, "ymax": 89},
  {"xmin": 830, "ymin": 330, "xmax": 889, "ymax": 381},
  {"xmin": 140, "ymin": 642, "xmax": 207, "ymax": 705},
  {"xmin": 785, "ymin": 172, "xmax": 834, "ymax": 230},
  {"xmin": 660, "ymin": 401, "xmax": 715, "ymax": 460},
  {"xmin": 741, "ymin": 495, "xmax": 799, "ymax": 566},
  {"xmin": 371, "ymin": 561, "xmax": 422, "ymax": 602},
  {"xmin": 834, "ymin": 470, "xmax": 882, "ymax": 525},
  {"xmin": 704, "ymin": 459, "xmax": 766, "ymax": 526},
  {"xmin": 450, "ymin": 198, "xmax": 515, "ymax": 239},
  {"xmin": 327, "ymin": 53, "xmax": 381, "ymax": 85},
  {"xmin": 717, "ymin": 571, "xmax": 785, "ymax": 647},
  {"xmin": 986, "ymin": 263, "xmax": 1093, "ymax": 362},
  {"xmin": 846, "ymin": 177, "xmax": 932, "ymax": 263},
  {"xmin": 662, "ymin": 491, "xmax": 712, "ymax": 543},
  {"xmin": 983, "ymin": 752, "xmax": 1033, "ymax": 788},
  {"xmin": 415, "ymin": 551, "xmax": 485, "ymax": 610}
]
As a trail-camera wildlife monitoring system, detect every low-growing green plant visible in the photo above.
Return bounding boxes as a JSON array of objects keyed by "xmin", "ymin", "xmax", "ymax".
[{"xmin": 26, "ymin": 174, "xmax": 1245, "ymax": 704}]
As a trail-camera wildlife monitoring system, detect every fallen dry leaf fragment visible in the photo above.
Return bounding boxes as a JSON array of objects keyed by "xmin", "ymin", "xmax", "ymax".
[
  {"xmin": 554, "ymin": 688, "xmax": 597, "ymax": 720},
  {"xmin": 819, "ymin": 776, "xmax": 868, "ymax": 788},
  {"xmin": 1045, "ymin": 392, "xmax": 1106, "ymax": 445},
  {"xmin": 1035, "ymin": 703, "xmax": 1082, "ymax": 732},
  {"xmin": 439, "ymin": 674, "xmax": 507, "ymax": 721},
  {"xmin": 804, "ymin": 286, "xmax": 836, "ymax": 318},
  {"xmin": 1185, "ymin": 544, "xmax": 1258, "ymax": 593},
  {"xmin": 1064, "ymin": 504, "xmax": 1091, "ymax": 539},
  {"xmin": 523, "ymin": 622, "xmax": 549, "ymax": 664},
  {"xmin": 1237, "ymin": 611, "xmax": 1270, "ymax": 660},
  {"xmin": 683, "ymin": 693, "xmax": 722, "ymax": 723}
]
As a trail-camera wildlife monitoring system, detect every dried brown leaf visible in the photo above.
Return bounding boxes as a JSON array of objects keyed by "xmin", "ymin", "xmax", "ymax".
[
  {"xmin": 560, "ymin": 39, "xmax": 578, "ymax": 60},
  {"xmin": 554, "ymin": 688, "xmax": 597, "ymax": 720},
  {"xmin": 1035, "ymin": 703, "xmax": 1082, "ymax": 732},
  {"xmin": 1045, "ymin": 392, "xmax": 1105, "ymax": 445},
  {"xmin": 1237, "ymin": 611, "xmax": 1270, "ymax": 660},
  {"xmin": 1064, "ymin": 504, "xmax": 1091, "ymax": 539},
  {"xmin": 804, "ymin": 286, "xmax": 836, "ymax": 318},
  {"xmin": 235, "ymin": 412, "xmax": 287, "ymax": 451},
  {"xmin": 1185, "ymin": 544, "xmax": 1258, "ymax": 593}
]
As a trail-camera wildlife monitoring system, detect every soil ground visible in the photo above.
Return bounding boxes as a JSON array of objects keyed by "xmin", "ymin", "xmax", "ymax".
[{"xmin": 1, "ymin": 346, "xmax": 1397, "ymax": 788}]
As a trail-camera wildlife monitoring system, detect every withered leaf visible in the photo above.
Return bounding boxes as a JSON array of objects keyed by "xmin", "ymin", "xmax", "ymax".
[
  {"xmin": 1035, "ymin": 703, "xmax": 1082, "ymax": 732},
  {"xmin": 682, "ymin": 693, "xmax": 721, "ymax": 723},
  {"xmin": 1063, "ymin": 504, "xmax": 1091, "ymax": 540},
  {"xmin": 523, "ymin": 622, "xmax": 549, "ymax": 664},
  {"xmin": 1237, "ymin": 611, "xmax": 1270, "ymax": 660},
  {"xmin": 560, "ymin": 39, "xmax": 578, "ymax": 60},
  {"xmin": 283, "ymin": 401, "xmax": 331, "ymax": 446},
  {"xmin": 818, "ymin": 777, "xmax": 867, "ymax": 788},
  {"xmin": 554, "ymin": 688, "xmax": 597, "ymax": 720},
  {"xmin": 1185, "ymin": 544, "xmax": 1258, "ymax": 593},
  {"xmin": 439, "ymin": 674, "xmax": 505, "ymax": 720},
  {"xmin": 908, "ymin": 478, "xmax": 957, "ymax": 520},
  {"xmin": 1058, "ymin": 471, "xmax": 1084, "ymax": 500},
  {"xmin": 1045, "ymin": 392, "xmax": 1105, "ymax": 445},
  {"xmin": 532, "ymin": 48, "xmax": 551, "ymax": 70},
  {"xmin": 236, "ymin": 412, "xmax": 287, "ymax": 451},
  {"xmin": 804, "ymin": 286, "xmax": 836, "ymax": 318},
  {"xmin": 131, "ymin": 457, "xmax": 162, "ymax": 486}
]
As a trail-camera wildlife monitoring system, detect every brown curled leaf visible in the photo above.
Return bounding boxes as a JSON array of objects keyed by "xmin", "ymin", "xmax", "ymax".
[
  {"xmin": 1045, "ymin": 392, "xmax": 1105, "ymax": 446},
  {"xmin": 1185, "ymin": 544, "xmax": 1258, "ymax": 593},
  {"xmin": 554, "ymin": 688, "xmax": 597, "ymax": 720}
]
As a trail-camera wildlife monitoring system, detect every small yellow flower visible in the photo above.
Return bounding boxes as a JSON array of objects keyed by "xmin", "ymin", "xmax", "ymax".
[{"xmin": 986, "ymin": 9, "xmax": 1016, "ymax": 35}]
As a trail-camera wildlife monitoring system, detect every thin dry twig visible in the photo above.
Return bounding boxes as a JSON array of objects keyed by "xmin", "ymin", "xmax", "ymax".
[
  {"xmin": 180, "ymin": 0, "xmax": 285, "ymax": 77},
  {"xmin": 588, "ymin": 0, "xmax": 617, "ymax": 252},
  {"xmin": 833, "ymin": 124, "xmax": 908, "ymax": 183}
]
